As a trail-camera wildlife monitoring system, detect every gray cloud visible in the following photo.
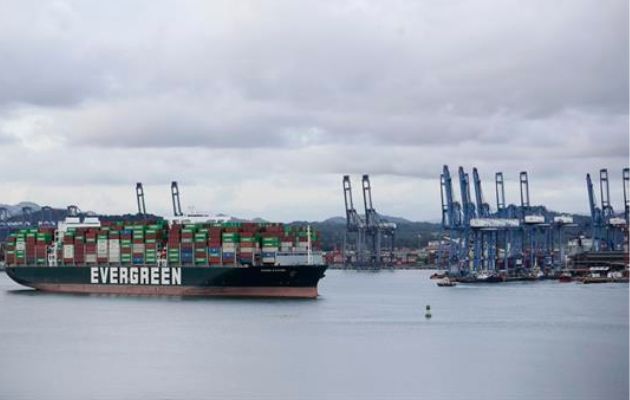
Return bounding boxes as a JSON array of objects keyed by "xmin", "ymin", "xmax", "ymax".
[{"xmin": 0, "ymin": 0, "xmax": 627, "ymax": 220}]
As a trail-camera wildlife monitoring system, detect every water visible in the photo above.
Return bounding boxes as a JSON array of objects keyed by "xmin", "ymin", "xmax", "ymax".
[{"xmin": 0, "ymin": 270, "xmax": 627, "ymax": 400}]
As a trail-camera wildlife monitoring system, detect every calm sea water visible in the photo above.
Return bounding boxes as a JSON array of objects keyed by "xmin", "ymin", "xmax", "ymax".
[{"xmin": 0, "ymin": 270, "xmax": 627, "ymax": 400}]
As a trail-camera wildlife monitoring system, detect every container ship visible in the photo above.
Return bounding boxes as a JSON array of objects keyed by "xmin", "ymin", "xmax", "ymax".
[{"xmin": 3, "ymin": 217, "xmax": 327, "ymax": 298}]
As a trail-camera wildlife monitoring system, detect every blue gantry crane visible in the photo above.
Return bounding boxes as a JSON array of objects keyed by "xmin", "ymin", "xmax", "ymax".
[
  {"xmin": 586, "ymin": 172, "xmax": 603, "ymax": 251},
  {"xmin": 439, "ymin": 165, "xmax": 563, "ymax": 277},
  {"xmin": 361, "ymin": 175, "xmax": 397, "ymax": 267},
  {"xmin": 342, "ymin": 174, "xmax": 395, "ymax": 268},
  {"xmin": 439, "ymin": 165, "xmax": 462, "ymax": 272},
  {"xmin": 343, "ymin": 175, "xmax": 366, "ymax": 265}
]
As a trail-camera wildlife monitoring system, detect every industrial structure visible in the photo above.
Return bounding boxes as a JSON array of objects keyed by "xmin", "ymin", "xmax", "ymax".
[
  {"xmin": 438, "ymin": 165, "xmax": 585, "ymax": 278},
  {"xmin": 342, "ymin": 174, "xmax": 397, "ymax": 268},
  {"xmin": 570, "ymin": 168, "xmax": 630, "ymax": 270},
  {"xmin": 438, "ymin": 165, "xmax": 629, "ymax": 278}
]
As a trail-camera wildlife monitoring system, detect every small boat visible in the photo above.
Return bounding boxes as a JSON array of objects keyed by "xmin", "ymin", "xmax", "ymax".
[
  {"xmin": 558, "ymin": 271, "xmax": 573, "ymax": 283},
  {"xmin": 430, "ymin": 272, "xmax": 447, "ymax": 280},
  {"xmin": 475, "ymin": 271, "xmax": 504, "ymax": 283},
  {"xmin": 437, "ymin": 278, "xmax": 457, "ymax": 287}
]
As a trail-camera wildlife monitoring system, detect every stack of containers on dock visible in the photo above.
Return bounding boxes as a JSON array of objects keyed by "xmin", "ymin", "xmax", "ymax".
[
  {"xmin": 221, "ymin": 228, "xmax": 239, "ymax": 265},
  {"xmin": 181, "ymin": 226, "xmax": 194, "ymax": 265},
  {"xmin": 167, "ymin": 224, "xmax": 181, "ymax": 264},
  {"xmin": 208, "ymin": 226, "xmax": 222, "ymax": 264}
]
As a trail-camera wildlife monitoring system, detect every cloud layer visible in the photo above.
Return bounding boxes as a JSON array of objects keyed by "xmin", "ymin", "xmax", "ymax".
[{"xmin": 0, "ymin": 0, "xmax": 627, "ymax": 221}]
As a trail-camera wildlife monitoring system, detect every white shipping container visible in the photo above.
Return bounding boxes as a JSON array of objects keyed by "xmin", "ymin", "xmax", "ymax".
[
  {"xmin": 132, "ymin": 244, "xmax": 145, "ymax": 253},
  {"xmin": 222, "ymin": 243, "xmax": 237, "ymax": 251},
  {"xmin": 262, "ymin": 257, "xmax": 276, "ymax": 263},
  {"xmin": 262, "ymin": 246, "xmax": 278, "ymax": 253},
  {"xmin": 86, "ymin": 254, "xmax": 97, "ymax": 263},
  {"xmin": 524, "ymin": 215, "xmax": 545, "ymax": 224},
  {"xmin": 16, "ymin": 242, "xmax": 25, "ymax": 251},
  {"xmin": 63, "ymin": 245, "xmax": 74, "ymax": 258},
  {"xmin": 108, "ymin": 254, "xmax": 121, "ymax": 263},
  {"xmin": 275, "ymin": 252, "xmax": 325, "ymax": 266}
]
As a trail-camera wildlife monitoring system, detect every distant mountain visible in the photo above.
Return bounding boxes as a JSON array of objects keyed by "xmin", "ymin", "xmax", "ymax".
[
  {"xmin": 321, "ymin": 215, "xmax": 416, "ymax": 225},
  {"xmin": 321, "ymin": 216, "xmax": 346, "ymax": 224}
]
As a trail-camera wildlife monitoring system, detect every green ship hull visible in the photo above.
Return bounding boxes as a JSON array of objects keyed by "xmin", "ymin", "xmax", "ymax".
[{"xmin": 5, "ymin": 265, "xmax": 328, "ymax": 299}]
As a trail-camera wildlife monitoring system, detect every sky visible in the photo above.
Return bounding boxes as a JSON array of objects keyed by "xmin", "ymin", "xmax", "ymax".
[{"xmin": 0, "ymin": 0, "xmax": 628, "ymax": 222}]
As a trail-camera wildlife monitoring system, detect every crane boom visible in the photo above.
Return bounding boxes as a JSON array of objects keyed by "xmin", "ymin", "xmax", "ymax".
[
  {"xmin": 136, "ymin": 182, "xmax": 147, "ymax": 215},
  {"xmin": 361, "ymin": 174, "xmax": 375, "ymax": 227},
  {"xmin": 343, "ymin": 175, "xmax": 361, "ymax": 229},
  {"xmin": 599, "ymin": 169, "xmax": 614, "ymax": 221},
  {"xmin": 458, "ymin": 167, "xmax": 475, "ymax": 224},
  {"xmin": 472, "ymin": 167, "xmax": 490, "ymax": 217},
  {"xmin": 586, "ymin": 173, "xmax": 598, "ymax": 221},
  {"xmin": 171, "ymin": 181, "xmax": 183, "ymax": 217},
  {"xmin": 519, "ymin": 171, "xmax": 530, "ymax": 210},
  {"xmin": 495, "ymin": 172, "xmax": 506, "ymax": 215}
]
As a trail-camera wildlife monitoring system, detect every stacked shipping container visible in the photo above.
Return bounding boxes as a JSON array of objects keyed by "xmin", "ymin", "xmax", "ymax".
[{"xmin": 4, "ymin": 220, "xmax": 320, "ymax": 267}]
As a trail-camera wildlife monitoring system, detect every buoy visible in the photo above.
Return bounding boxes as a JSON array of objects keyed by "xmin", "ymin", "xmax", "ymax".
[{"xmin": 425, "ymin": 304, "xmax": 432, "ymax": 319}]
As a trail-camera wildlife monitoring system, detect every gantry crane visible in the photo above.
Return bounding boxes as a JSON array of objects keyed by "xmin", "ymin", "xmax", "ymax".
[
  {"xmin": 360, "ymin": 175, "xmax": 396, "ymax": 267},
  {"xmin": 342, "ymin": 175, "xmax": 366, "ymax": 265},
  {"xmin": 439, "ymin": 165, "xmax": 462, "ymax": 271}
]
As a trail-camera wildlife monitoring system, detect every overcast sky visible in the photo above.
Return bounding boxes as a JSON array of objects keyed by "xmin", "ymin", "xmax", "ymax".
[{"xmin": 0, "ymin": 0, "xmax": 627, "ymax": 221}]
